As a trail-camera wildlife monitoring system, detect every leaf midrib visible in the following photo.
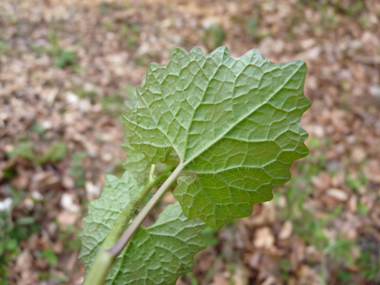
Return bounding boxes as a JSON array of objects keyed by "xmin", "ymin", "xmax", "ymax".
[
  {"xmin": 182, "ymin": 62, "xmax": 303, "ymax": 167},
  {"xmin": 133, "ymin": 57, "xmax": 303, "ymax": 172}
]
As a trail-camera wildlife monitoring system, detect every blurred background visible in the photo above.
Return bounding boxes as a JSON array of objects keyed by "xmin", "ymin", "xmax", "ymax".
[{"xmin": 0, "ymin": 0, "xmax": 380, "ymax": 284}]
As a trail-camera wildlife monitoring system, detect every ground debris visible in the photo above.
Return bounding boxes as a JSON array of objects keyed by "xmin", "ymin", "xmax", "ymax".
[{"xmin": 1, "ymin": 0, "xmax": 380, "ymax": 284}]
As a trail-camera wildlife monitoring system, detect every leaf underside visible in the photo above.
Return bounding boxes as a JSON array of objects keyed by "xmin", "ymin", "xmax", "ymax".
[
  {"xmin": 106, "ymin": 203, "xmax": 206, "ymax": 285},
  {"xmin": 121, "ymin": 100, "xmax": 179, "ymax": 184},
  {"xmin": 79, "ymin": 172, "xmax": 143, "ymax": 274},
  {"xmin": 121, "ymin": 140, "xmax": 151, "ymax": 185},
  {"xmin": 124, "ymin": 46, "xmax": 310, "ymax": 229},
  {"xmin": 79, "ymin": 171, "xmax": 206, "ymax": 284},
  {"xmin": 121, "ymin": 100, "xmax": 151, "ymax": 185}
]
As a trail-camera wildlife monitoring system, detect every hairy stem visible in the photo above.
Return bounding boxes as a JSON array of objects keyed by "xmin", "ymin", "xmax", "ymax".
[
  {"xmin": 83, "ymin": 169, "xmax": 171, "ymax": 285},
  {"xmin": 149, "ymin": 164, "xmax": 155, "ymax": 181},
  {"xmin": 108, "ymin": 163, "xmax": 184, "ymax": 256}
]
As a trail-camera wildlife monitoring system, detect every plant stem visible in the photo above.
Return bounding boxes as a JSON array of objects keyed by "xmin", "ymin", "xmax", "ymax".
[
  {"xmin": 149, "ymin": 164, "xmax": 155, "ymax": 181},
  {"xmin": 83, "ymin": 169, "xmax": 171, "ymax": 285},
  {"xmin": 108, "ymin": 162, "xmax": 184, "ymax": 256}
]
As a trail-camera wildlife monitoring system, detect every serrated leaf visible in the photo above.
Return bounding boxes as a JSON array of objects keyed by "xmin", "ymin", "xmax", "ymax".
[
  {"xmin": 124, "ymin": 46, "xmax": 310, "ymax": 229},
  {"xmin": 106, "ymin": 203, "xmax": 206, "ymax": 285},
  {"xmin": 121, "ymin": 96, "xmax": 152, "ymax": 184},
  {"xmin": 80, "ymin": 172, "xmax": 207, "ymax": 284},
  {"xmin": 79, "ymin": 171, "xmax": 143, "ymax": 273},
  {"xmin": 121, "ymin": 105, "xmax": 179, "ymax": 184},
  {"xmin": 121, "ymin": 140, "xmax": 151, "ymax": 185}
]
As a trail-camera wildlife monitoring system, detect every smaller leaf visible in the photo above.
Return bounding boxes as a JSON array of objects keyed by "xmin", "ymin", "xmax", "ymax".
[
  {"xmin": 42, "ymin": 249, "xmax": 58, "ymax": 266},
  {"xmin": 79, "ymin": 171, "xmax": 143, "ymax": 274},
  {"xmin": 106, "ymin": 203, "xmax": 207, "ymax": 285},
  {"xmin": 121, "ymin": 140, "xmax": 151, "ymax": 184},
  {"xmin": 80, "ymin": 171, "xmax": 206, "ymax": 284},
  {"xmin": 121, "ymin": 93, "xmax": 152, "ymax": 184},
  {"xmin": 121, "ymin": 96, "xmax": 179, "ymax": 184}
]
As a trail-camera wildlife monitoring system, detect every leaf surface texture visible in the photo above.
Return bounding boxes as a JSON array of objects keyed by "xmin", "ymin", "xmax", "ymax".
[
  {"xmin": 124, "ymin": 47, "xmax": 310, "ymax": 229},
  {"xmin": 106, "ymin": 203, "xmax": 206, "ymax": 284},
  {"xmin": 79, "ymin": 172, "xmax": 143, "ymax": 273},
  {"xmin": 79, "ymin": 172, "xmax": 206, "ymax": 284}
]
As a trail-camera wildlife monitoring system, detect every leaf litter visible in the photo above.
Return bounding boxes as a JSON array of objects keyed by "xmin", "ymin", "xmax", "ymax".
[{"xmin": 0, "ymin": 0, "xmax": 380, "ymax": 284}]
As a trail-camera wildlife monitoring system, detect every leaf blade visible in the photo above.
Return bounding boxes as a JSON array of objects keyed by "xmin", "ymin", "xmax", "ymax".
[
  {"xmin": 106, "ymin": 203, "xmax": 206, "ymax": 285},
  {"xmin": 79, "ymin": 172, "xmax": 143, "ymax": 273},
  {"xmin": 124, "ymin": 47, "xmax": 310, "ymax": 229},
  {"xmin": 80, "ymin": 172, "xmax": 206, "ymax": 284}
]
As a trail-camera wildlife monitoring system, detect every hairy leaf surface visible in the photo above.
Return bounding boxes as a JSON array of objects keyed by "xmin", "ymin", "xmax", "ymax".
[
  {"xmin": 121, "ymin": 99, "xmax": 179, "ymax": 184},
  {"xmin": 121, "ymin": 98, "xmax": 151, "ymax": 184},
  {"xmin": 124, "ymin": 47, "xmax": 310, "ymax": 229},
  {"xmin": 106, "ymin": 203, "xmax": 206, "ymax": 284},
  {"xmin": 80, "ymin": 172, "xmax": 206, "ymax": 284},
  {"xmin": 79, "ymin": 171, "xmax": 143, "ymax": 273},
  {"xmin": 121, "ymin": 140, "xmax": 150, "ymax": 185}
]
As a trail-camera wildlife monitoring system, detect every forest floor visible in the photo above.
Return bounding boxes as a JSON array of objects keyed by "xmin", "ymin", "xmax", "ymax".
[{"xmin": 1, "ymin": 0, "xmax": 380, "ymax": 284}]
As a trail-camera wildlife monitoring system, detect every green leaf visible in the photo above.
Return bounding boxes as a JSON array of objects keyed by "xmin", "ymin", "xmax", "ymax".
[
  {"xmin": 9, "ymin": 141, "xmax": 35, "ymax": 161},
  {"xmin": 38, "ymin": 141, "xmax": 67, "ymax": 164},
  {"xmin": 124, "ymin": 47, "xmax": 310, "ymax": 229},
  {"xmin": 79, "ymin": 171, "xmax": 143, "ymax": 273},
  {"xmin": 80, "ymin": 172, "xmax": 206, "ymax": 284},
  {"xmin": 106, "ymin": 203, "xmax": 206, "ymax": 285},
  {"xmin": 121, "ymin": 99, "xmax": 179, "ymax": 184},
  {"xmin": 121, "ymin": 96, "xmax": 152, "ymax": 184},
  {"xmin": 42, "ymin": 249, "xmax": 59, "ymax": 266},
  {"xmin": 121, "ymin": 140, "xmax": 151, "ymax": 185}
]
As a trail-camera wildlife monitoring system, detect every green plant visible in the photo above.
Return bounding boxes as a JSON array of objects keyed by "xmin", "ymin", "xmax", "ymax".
[
  {"xmin": 0, "ymin": 191, "xmax": 40, "ymax": 283},
  {"xmin": 41, "ymin": 249, "xmax": 59, "ymax": 266},
  {"xmin": 37, "ymin": 141, "xmax": 67, "ymax": 164},
  {"xmin": 53, "ymin": 50, "xmax": 77, "ymax": 69},
  {"xmin": 101, "ymin": 85, "xmax": 136, "ymax": 117},
  {"xmin": 358, "ymin": 251, "xmax": 380, "ymax": 281},
  {"xmin": 58, "ymin": 225, "xmax": 81, "ymax": 251},
  {"xmin": 79, "ymin": 47, "xmax": 310, "ymax": 284},
  {"xmin": 9, "ymin": 141, "xmax": 35, "ymax": 161},
  {"xmin": 69, "ymin": 151, "xmax": 87, "ymax": 187},
  {"xmin": 47, "ymin": 29, "xmax": 78, "ymax": 69},
  {"xmin": 8, "ymin": 141, "xmax": 67, "ymax": 165},
  {"xmin": 0, "ymin": 41, "xmax": 10, "ymax": 54},
  {"xmin": 201, "ymin": 25, "xmax": 226, "ymax": 52}
]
